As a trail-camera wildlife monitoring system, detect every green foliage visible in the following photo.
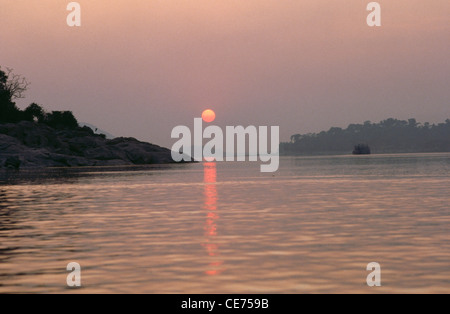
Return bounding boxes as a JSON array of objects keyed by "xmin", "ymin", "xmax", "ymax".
[{"xmin": 282, "ymin": 118, "xmax": 450, "ymax": 155}]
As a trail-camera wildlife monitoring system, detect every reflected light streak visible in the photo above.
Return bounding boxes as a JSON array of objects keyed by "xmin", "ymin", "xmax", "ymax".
[{"xmin": 202, "ymin": 162, "xmax": 224, "ymax": 276}]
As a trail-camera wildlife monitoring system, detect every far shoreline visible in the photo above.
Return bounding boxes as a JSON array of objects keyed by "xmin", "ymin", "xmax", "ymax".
[{"xmin": 280, "ymin": 151, "xmax": 450, "ymax": 158}]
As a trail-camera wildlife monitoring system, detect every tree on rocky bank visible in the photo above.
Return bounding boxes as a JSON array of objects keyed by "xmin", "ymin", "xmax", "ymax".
[{"xmin": 0, "ymin": 67, "xmax": 78, "ymax": 129}]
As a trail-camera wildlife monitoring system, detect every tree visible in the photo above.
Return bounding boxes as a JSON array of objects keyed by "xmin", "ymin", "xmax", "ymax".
[
  {"xmin": 44, "ymin": 111, "xmax": 78, "ymax": 129},
  {"xmin": 0, "ymin": 67, "xmax": 29, "ymax": 101},
  {"xmin": 0, "ymin": 68, "xmax": 13, "ymax": 111},
  {"xmin": 329, "ymin": 127, "xmax": 343, "ymax": 135},
  {"xmin": 0, "ymin": 67, "xmax": 28, "ymax": 123},
  {"xmin": 381, "ymin": 118, "xmax": 396, "ymax": 128},
  {"xmin": 282, "ymin": 118, "xmax": 450, "ymax": 155},
  {"xmin": 290, "ymin": 134, "xmax": 302, "ymax": 143},
  {"xmin": 1, "ymin": 66, "xmax": 83, "ymax": 129},
  {"xmin": 408, "ymin": 118, "xmax": 418, "ymax": 127},
  {"xmin": 24, "ymin": 103, "xmax": 45, "ymax": 122},
  {"xmin": 0, "ymin": 69, "xmax": 7, "ymax": 86}
]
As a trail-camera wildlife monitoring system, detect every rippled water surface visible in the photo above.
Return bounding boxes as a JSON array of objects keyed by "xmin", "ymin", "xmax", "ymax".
[{"xmin": 0, "ymin": 154, "xmax": 449, "ymax": 293}]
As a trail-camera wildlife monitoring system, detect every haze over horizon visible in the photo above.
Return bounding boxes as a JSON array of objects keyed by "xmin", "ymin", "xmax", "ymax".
[{"xmin": 1, "ymin": 0, "xmax": 449, "ymax": 147}]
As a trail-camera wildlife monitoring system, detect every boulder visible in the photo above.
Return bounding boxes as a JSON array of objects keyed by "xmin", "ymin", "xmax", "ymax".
[{"xmin": 4, "ymin": 156, "xmax": 21, "ymax": 169}]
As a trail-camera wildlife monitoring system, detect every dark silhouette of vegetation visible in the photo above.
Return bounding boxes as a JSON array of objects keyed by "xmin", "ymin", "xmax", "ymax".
[
  {"xmin": 353, "ymin": 144, "xmax": 371, "ymax": 155},
  {"xmin": 0, "ymin": 67, "xmax": 78, "ymax": 129},
  {"xmin": 282, "ymin": 118, "xmax": 450, "ymax": 155},
  {"xmin": 1, "ymin": 67, "xmax": 178, "ymax": 169},
  {"xmin": 0, "ymin": 67, "xmax": 24, "ymax": 123},
  {"xmin": 43, "ymin": 111, "xmax": 78, "ymax": 129},
  {"xmin": 23, "ymin": 103, "xmax": 45, "ymax": 122},
  {"xmin": 1, "ymin": 67, "xmax": 29, "ymax": 100}
]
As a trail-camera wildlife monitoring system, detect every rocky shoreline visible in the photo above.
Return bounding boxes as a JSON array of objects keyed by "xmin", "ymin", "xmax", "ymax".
[{"xmin": 0, "ymin": 121, "xmax": 175, "ymax": 169}]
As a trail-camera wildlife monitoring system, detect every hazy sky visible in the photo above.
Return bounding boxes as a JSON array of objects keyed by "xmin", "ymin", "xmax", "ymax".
[{"xmin": 1, "ymin": 0, "xmax": 449, "ymax": 146}]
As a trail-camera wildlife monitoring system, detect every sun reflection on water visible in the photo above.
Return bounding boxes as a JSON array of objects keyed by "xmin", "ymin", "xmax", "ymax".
[{"xmin": 202, "ymin": 162, "xmax": 224, "ymax": 276}]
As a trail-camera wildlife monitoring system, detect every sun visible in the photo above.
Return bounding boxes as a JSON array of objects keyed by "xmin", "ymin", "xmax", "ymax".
[{"xmin": 202, "ymin": 109, "xmax": 216, "ymax": 123}]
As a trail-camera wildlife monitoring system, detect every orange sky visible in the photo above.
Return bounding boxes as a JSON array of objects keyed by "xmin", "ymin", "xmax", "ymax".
[{"xmin": 1, "ymin": 0, "xmax": 449, "ymax": 146}]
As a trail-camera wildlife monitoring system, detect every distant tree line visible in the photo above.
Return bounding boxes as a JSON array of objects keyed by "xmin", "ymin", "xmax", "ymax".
[
  {"xmin": 0, "ymin": 67, "xmax": 78, "ymax": 129},
  {"xmin": 281, "ymin": 118, "xmax": 450, "ymax": 155}
]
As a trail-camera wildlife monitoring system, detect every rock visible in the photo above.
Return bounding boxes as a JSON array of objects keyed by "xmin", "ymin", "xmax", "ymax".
[
  {"xmin": 4, "ymin": 156, "xmax": 21, "ymax": 169},
  {"xmin": 0, "ymin": 121, "xmax": 176, "ymax": 169}
]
